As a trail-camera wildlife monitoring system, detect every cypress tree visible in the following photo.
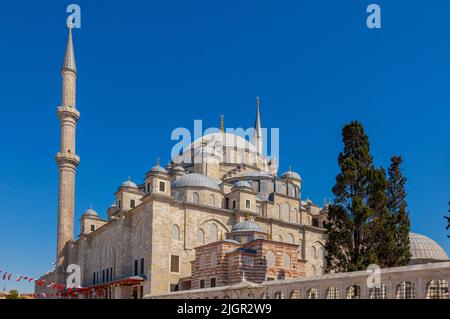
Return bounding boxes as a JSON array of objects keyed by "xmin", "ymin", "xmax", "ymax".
[
  {"xmin": 367, "ymin": 166, "xmax": 397, "ymax": 268},
  {"xmin": 324, "ymin": 121, "xmax": 376, "ymax": 272},
  {"xmin": 386, "ymin": 156, "xmax": 411, "ymax": 266}
]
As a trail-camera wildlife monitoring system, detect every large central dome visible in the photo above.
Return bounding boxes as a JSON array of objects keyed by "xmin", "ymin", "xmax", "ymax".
[{"xmin": 172, "ymin": 132, "xmax": 277, "ymax": 178}]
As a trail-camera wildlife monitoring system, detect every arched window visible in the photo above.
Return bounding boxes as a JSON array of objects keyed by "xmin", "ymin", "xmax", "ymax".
[
  {"xmin": 298, "ymin": 239, "xmax": 303, "ymax": 259},
  {"xmin": 290, "ymin": 290, "xmax": 301, "ymax": 299},
  {"xmin": 293, "ymin": 208, "xmax": 298, "ymax": 223},
  {"xmin": 266, "ymin": 251, "xmax": 275, "ymax": 267},
  {"xmin": 370, "ymin": 284, "xmax": 387, "ymax": 299},
  {"xmin": 312, "ymin": 265, "xmax": 317, "ymax": 276},
  {"xmin": 172, "ymin": 224, "xmax": 180, "ymax": 241},
  {"xmin": 208, "ymin": 194, "xmax": 215, "ymax": 206},
  {"xmin": 346, "ymin": 285, "xmax": 361, "ymax": 299},
  {"xmin": 277, "ymin": 235, "xmax": 283, "ymax": 242},
  {"xmin": 315, "ymin": 243, "xmax": 323, "ymax": 259},
  {"xmin": 196, "ymin": 229, "xmax": 205, "ymax": 244},
  {"xmin": 274, "ymin": 204, "xmax": 280, "ymax": 219},
  {"xmin": 426, "ymin": 280, "xmax": 449, "ymax": 299},
  {"xmin": 286, "ymin": 233, "xmax": 294, "ymax": 244},
  {"xmin": 192, "ymin": 192, "xmax": 200, "ymax": 204},
  {"xmin": 326, "ymin": 287, "xmax": 340, "ymax": 299},
  {"xmin": 209, "ymin": 223, "xmax": 218, "ymax": 242},
  {"xmin": 282, "ymin": 254, "xmax": 291, "ymax": 268},
  {"xmin": 281, "ymin": 203, "xmax": 289, "ymax": 221},
  {"xmin": 210, "ymin": 251, "xmax": 217, "ymax": 267},
  {"xmin": 307, "ymin": 288, "xmax": 319, "ymax": 299},
  {"xmin": 311, "ymin": 246, "xmax": 317, "ymax": 259},
  {"xmin": 199, "ymin": 254, "xmax": 205, "ymax": 269},
  {"xmin": 396, "ymin": 281, "xmax": 415, "ymax": 299},
  {"xmin": 274, "ymin": 291, "xmax": 283, "ymax": 299}
]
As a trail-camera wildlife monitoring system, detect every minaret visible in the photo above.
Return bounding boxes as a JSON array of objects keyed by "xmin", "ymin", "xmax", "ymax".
[
  {"xmin": 220, "ymin": 114, "xmax": 225, "ymax": 133},
  {"xmin": 56, "ymin": 23, "xmax": 80, "ymax": 266},
  {"xmin": 253, "ymin": 96, "xmax": 263, "ymax": 155}
]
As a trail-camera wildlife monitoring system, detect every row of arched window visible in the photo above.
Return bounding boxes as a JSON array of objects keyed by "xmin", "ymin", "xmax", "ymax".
[
  {"xmin": 265, "ymin": 251, "xmax": 292, "ymax": 269},
  {"xmin": 268, "ymin": 280, "xmax": 449, "ymax": 299},
  {"xmin": 198, "ymin": 251, "xmax": 218, "ymax": 269},
  {"xmin": 191, "ymin": 192, "xmax": 216, "ymax": 206},
  {"xmin": 273, "ymin": 203, "xmax": 299, "ymax": 223},
  {"xmin": 172, "ymin": 223, "xmax": 219, "ymax": 244}
]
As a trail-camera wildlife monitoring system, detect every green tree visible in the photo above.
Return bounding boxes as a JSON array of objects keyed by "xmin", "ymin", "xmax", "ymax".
[
  {"xmin": 324, "ymin": 121, "xmax": 377, "ymax": 272},
  {"xmin": 6, "ymin": 289, "xmax": 19, "ymax": 299},
  {"xmin": 386, "ymin": 156, "xmax": 411, "ymax": 266},
  {"xmin": 366, "ymin": 166, "xmax": 397, "ymax": 268}
]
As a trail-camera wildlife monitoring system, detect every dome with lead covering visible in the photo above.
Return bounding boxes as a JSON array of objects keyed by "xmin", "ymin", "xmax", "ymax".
[
  {"xmin": 172, "ymin": 173, "xmax": 221, "ymax": 191},
  {"xmin": 231, "ymin": 220, "xmax": 264, "ymax": 233},
  {"xmin": 281, "ymin": 170, "xmax": 301, "ymax": 181},
  {"xmin": 233, "ymin": 180, "xmax": 252, "ymax": 189},
  {"xmin": 121, "ymin": 180, "xmax": 138, "ymax": 188},
  {"xmin": 82, "ymin": 208, "xmax": 98, "ymax": 217},
  {"xmin": 409, "ymin": 233, "xmax": 448, "ymax": 262},
  {"xmin": 149, "ymin": 164, "xmax": 168, "ymax": 174}
]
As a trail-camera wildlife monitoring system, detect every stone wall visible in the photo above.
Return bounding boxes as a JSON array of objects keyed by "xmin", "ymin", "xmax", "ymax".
[{"xmin": 146, "ymin": 262, "xmax": 450, "ymax": 299}]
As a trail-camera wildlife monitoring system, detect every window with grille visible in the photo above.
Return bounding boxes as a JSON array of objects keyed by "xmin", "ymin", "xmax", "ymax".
[{"xmin": 170, "ymin": 255, "xmax": 180, "ymax": 273}]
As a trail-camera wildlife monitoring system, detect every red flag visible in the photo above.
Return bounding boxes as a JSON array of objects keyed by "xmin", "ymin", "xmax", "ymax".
[
  {"xmin": 2, "ymin": 273, "xmax": 6, "ymax": 280},
  {"xmin": 16, "ymin": 276, "xmax": 23, "ymax": 282},
  {"xmin": 7, "ymin": 274, "xmax": 11, "ymax": 280},
  {"xmin": 28, "ymin": 277, "xmax": 34, "ymax": 282}
]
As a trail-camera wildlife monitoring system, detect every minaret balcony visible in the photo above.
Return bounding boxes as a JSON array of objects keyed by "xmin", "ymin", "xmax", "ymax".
[
  {"xmin": 56, "ymin": 152, "xmax": 80, "ymax": 167},
  {"xmin": 57, "ymin": 106, "xmax": 80, "ymax": 121}
]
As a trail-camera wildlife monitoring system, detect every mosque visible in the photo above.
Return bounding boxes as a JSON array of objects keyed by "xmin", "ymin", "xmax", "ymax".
[{"xmin": 35, "ymin": 26, "xmax": 448, "ymax": 299}]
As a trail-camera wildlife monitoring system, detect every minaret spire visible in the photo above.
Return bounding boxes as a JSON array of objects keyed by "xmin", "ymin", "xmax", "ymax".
[
  {"xmin": 220, "ymin": 114, "xmax": 225, "ymax": 133},
  {"xmin": 253, "ymin": 96, "xmax": 263, "ymax": 155},
  {"xmin": 56, "ymin": 24, "xmax": 80, "ymax": 267},
  {"xmin": 62, "ymin": 21, "xmax": 77, "ymax": 74}
]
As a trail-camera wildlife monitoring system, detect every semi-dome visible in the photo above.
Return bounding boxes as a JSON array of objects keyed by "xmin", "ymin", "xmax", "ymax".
[
  {"xmin": 231, "ymin": 220, "xmax": 264, "ymax": 233},
  {"xmin": 281, "ymin": 169, "xmax": 301, "ymax": 181},
  {"xmin": 409, "ymin": 233, "xmax": 448, "ymax": 262},
  {"xmin": 233, "ymin": 180, "xmax": 252, "ymax": 189},
  {"xmin": 172, "ymin": 173, "xmax": 221, "ymax": 191}
]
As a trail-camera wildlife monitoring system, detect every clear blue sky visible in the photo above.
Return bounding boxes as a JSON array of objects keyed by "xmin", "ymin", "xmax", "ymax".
[{"xmin": 0, "ymin": 0, "xmax": 449, "ymax": 293}]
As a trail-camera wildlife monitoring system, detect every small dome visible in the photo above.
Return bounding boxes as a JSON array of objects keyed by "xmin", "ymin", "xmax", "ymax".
[
  {"xmin": 409, "ymin": 233, "xmax": 448, "ymax": 262},
  {"xmin": 231, "ymin": 220, "xmax": 264, "ymax": 233},
  {"xmin": 172, "ymin": 173, "xmax": 221, "ymax": 191},
  {"xmin": 281, "ymin": 170, "xmax": 301, "ymax": 181},
  {"xmin": 121, "ymin": 180, "xmax": 138, "ymax": 188},
  {"xmin": 149, "ymin": 164, "xmax": 168, "ymax": 174},
  {"xmin": 233, "ymin": 180, "xmax": 252, "ymax": 189},
  {"xmin": 82, "ymin": 208, "xmax": 98, "ymax": 217}
]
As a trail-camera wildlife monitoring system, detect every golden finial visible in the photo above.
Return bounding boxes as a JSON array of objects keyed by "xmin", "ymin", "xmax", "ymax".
[
  {"xmin": 245, "ymin": 212, "xmax": 250, "ymax": 221},
  {"xmin": 220, "ymin": 232, "xmax": 224, "ymax": 241},
  {"xmin": 220, "ymin": 114, "xmax": 225, "ymax": 133}
]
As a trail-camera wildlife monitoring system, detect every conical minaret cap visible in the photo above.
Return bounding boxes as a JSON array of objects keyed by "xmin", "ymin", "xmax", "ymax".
[
  {"xmin": 254, "ymin": 97, "xmax": 262, "ymax": 136},
  {"xmin": 62, "ymin": 23, "xmax": 77, "ymax": 73}
]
